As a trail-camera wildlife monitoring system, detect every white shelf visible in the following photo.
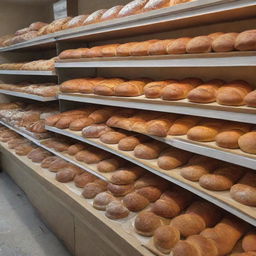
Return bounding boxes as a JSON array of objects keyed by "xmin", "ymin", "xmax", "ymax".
[
  {"xmin": 0, "ymin": 70, "xmax": 56, "ymax": 76},
  {"xmin": 44, "ymin": 125, "xmax": 256, "ymax": 227},
  {"xmin": 59, "ymin": 93, "xmax": 256, "ymax": 124},
  {"xmin": 56, "ymin": 52, "xmax": 256, "ymax": 68},
  {"xmin": 0, "ymin": 89, "xmax": 57, "ymax": 101}
]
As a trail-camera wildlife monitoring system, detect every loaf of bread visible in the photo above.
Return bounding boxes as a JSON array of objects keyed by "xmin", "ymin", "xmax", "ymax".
[
  {"xmin": 107, "ymin": 183, "xmax": 134, "ymax": 196},
  {"xmin": 82, "ymin": 124, "xmax": 113, "ymax": 138},
  {"xmin": 55, "ymin": 114, "xmax": 86, "ymax": 129},
  {"xmin": 212, "ymin": 33, "xmax": 239, "ymax": 52},
  {"xmin": 75, "ymin": 148, "xmax": 110, "ymax": 164},
  {"xmin": 85, "ymin": 46, "xmax": 105, "ymax": 58},
  {"xmin": 134, "ymin": 211, "xmax": 164, "ymax": 236},
  {"xmin": 136, "ymin": 185, "xmax": 162, "ymax": 202},
  {"xmin": 15, "ymin": 143, "xmax": 36, "ymax": 156},
  {"xmin": 59, "ymin": 48, "xmax": 87, "ymax": 59},
  {"xmin": 135, "ymin": 173, "xmax": 169, "ymax": 190},
  {"xmin": 199, "ymin": 166, "xmax": 245, "ymax": 191},
  {"xmin": 56, "ymin": 165, "xmax": 83, "ymax": 183},
  {"xmin": 83, "ymin": 9, "xmax": 107, "ymax": 25},
  {"xmin": 157, "ymin": 148, "xmax": 192, "ymax": 170},
  {"xmin": 118, "ymin": 134, "xmax": 149, "ymax": 151},
  {"xmin": 152, "ymin": 189, "xmax": 193, "ymax": 218},
  {"xmin": 134, "ymin": 141, "xmax": 167, "ymax": 159},
  {"xmin": 230, "ymin": 172, "xmax": 256, "ymax": 206},
  {"xmin": 130, "ymin": 40, "xmax": 159, "ymax": 56},
  {"xmin": 67, "ymin": 143, "xmax": 86, "ymax": 155},
  {"xmin": 143, "ymin": 0, "xmax": 170, "ymax": 12},
  {"xmin": 187, "ymin": 79, "xmax": 224, "ymax": 103},
  {"xmin": 231, "ymin": 252, "xmax": 256, "ymax": 256},
  {"xmin": 238, "ymin": 131, "xmax": 256, "ymax": 154},
  {"xmin": 62, "ymin": 15, "xmax": 88, "ymax": 30},
  {"xmin": 242, "ymin": 232, "xmax": 256, "ymax": 252},
  {"xmin": 180, "ymin": 155, "xmax": 221, "ymax": 181},
  {"xmin": 114, "ymin": 79, "xmax": 150, "ymax": 96},
  {"xmin": 186, "ymin": 32, "xmax": 224, "ymax": 53},
  {"xmin": 123, "ymin": 192, "xmax": 150, "ymax": 212},
  {"xmin": 110, "ymin": 166, "xmax": 145, "ymax": 185},
  {"xmin": 166, "ymin": 37, "xmax": 191, "ymax": 54},
  {"xmin": 100, "ymin": 6, "xmax": 123, "ymax": 21},
  {"xmin": 216, "ymin": 80, "xmax": 252, "ymax": 106},
  {"xmin": 48, "ymin": 158, "xmax": 69, "ymax": 172},
  {"xmin": 74, "ymin": 172, "xmax": 96, "ymax": 188},
  {"xmin": 168, "ymin": 116, "xmax": 201, "ymax": 135},
  {"xmin": 117, "ymin": 0, "xmax": 149, "ymax": 18},
  {"xmin": 99, "ymin": 131, "xmax": 128, "ymax": 144},
  {"xmin": 69, "ymin": 117, "xmax": 94, "ymax": 131},
  {"xmin": 93, "ymin": 78, "xmax": 126, "ymax": 96},
  {"xmin": 93, "ymin": 192, "xmax": 115, "ymax": 210},
  {"xmin": 101, "ymin": 44, "xmax": 120, "ymax": 57},
  {"xmin": 187, "ymin": 119, "xmax": 224, "ymax": 142},
  {"xmin": 235, "ymin": 30, "xmax": 256, "ymax": 51},
  {"xmin": 146, "ymin": 113, "xmax": 177, "ymax": 137},
  {"xmin": 82, "ymin": 179, "xmax": 108, "ymax": 199},
  {"xmin": 245, "ymin": 90, "xmax": 256, "ymax": 107},
  {"xmin": 27, "ymin": 148, "xmax": 52, "ymax": 163},
  {"xmin": 116, "ymin": 42, "xmax": 138, "ymax": 56},
  {"xmin": 97, "ymin": 158, "xmax": 127, "ymax": 173},
  {"xmin": 144, "ymin": 80, "xmax": 176, "ymax": 98},
  {"xmin": 41, "ymin": 156, "xmax": 60, "ymax": 168},
  {"xmin": 105, "ymin": 200, "xmax": 130, "ymax": 220},
  {"xmin": 148, "ymin": 40, "xmax": 175, "ymax": 55}
]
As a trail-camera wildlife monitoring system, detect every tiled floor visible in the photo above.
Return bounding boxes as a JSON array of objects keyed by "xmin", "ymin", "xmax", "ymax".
[{"xmin": 0, "ymin": 172, "xmax": 71, "ymax": 256}]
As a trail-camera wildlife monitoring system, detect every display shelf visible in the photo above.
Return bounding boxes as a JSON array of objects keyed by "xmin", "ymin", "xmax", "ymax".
[
  {"xmin": 45, "ymin": 125, "xmax": 256, "ymax": 226},
  {"xmin": 59, "ymin": 93, "xmax": 256, "ymax": 124},
  {"xmin": 56, "ymin": 52, "xmax": 256, "ymax": 68},
  {"xmin": 55, "ymin": 0, "xmax": 256, "ymax": 42},
  {"xmin": 0, "ymin": 142, "xmax": 151, "ymax": 256},
  {"xmin": 0, "ymin": 89, "xmax": 57, "ymax": 101},
  {"xmin": 0, "ymin": 70, "xmax": 56, "ymax": 76}
]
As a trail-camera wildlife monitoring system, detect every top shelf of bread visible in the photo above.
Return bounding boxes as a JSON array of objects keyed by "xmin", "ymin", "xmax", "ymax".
[{"xmin": 0, "ymin": 0, "xmax": 255, "ymax": 52}]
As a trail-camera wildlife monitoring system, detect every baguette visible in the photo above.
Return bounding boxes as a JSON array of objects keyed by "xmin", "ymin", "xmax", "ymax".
[
  {"xmin": 143, "ymin": 0, "xmax": 170, "ymax": 12},
  {"xmin": 83, "ymin": 9, "xmax": 107, "ymax": 25},
  {"xmin": 117, "ymin": 0, "xmax": 149, "ymax": 18},
  {"xmin": 100, "ymin": 6, "xmax": 123, "ymax": 22}
]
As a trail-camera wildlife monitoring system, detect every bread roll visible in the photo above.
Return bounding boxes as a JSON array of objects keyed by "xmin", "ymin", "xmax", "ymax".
[
  {"xmin": 82, "ymin": 124, "xmax": 113, "ymax": 138},
  {"xmin": 114, "ymin": 80, "xmax": 149, "ymax": 96},
  {"xmin": 100, "ymin": 6, "xmax": 123, "ymax": 22},
  {"xmin": 180, "ymin": 155, "xmax": 221, "ymax": 181},
  {"xmin": 235, "ymin": 30, "xmax": 256, "ymax": 51},
  {"xmin": 187, "ymin": 80, "xmax": 224, "ymax": 103},
  {"xmin": 134, "ymin": 141, "xmax": 167, "ymax": 159},
  {"xmin": 158, "ymin": 148, "xmax": 192, "ymax": 170},
  {"xmin": 93, "ymin": 78, "xmax": 125, "ymax": 96},
  {"xmin": 107, "ymin": 183, "xmax": 134, "ymax": 197},
  {"xmin": 82, "ymin": 180, "xmax": 108, "ymax": 199},
  {"xmin": 212, "ymin": 33, "xmax": 239, "ymax": 52},
  {"xmin": 168, "ymin": 116, "xmax": 201, "ymax": 135},
  {"xmin": 144, "ymin": 80, "xmax": 176, "ymax": 98},
  {"xmin": 148, "ymin": 40, "xmax": 175, "ymax": 55},
  {"xmin": 186, "ymin": 32, "xmax": 224, "ymax": 53},
  {"xmin": 136, "ymin": 186, "xmax": 162, "ymax": 202},
  {"xmin": 105, "ymin": 200, "xmax": 129, "ymax": 219},
  {"xmin": 67, "ymin": 143, "xmax": 86, "ymax": 155},
  {"xmin": 187, "ymin": 119, "xmax": 223, "ymax": 142},
  {"xmin": 134, "ymin": 211, "xmax": 163, "ymax": 236},
  {"xmin": 153, "ymin": 225, "xmax": 180, "ymax": 254},
  {"xmin": 83, "ymin": 9, "xmax": 107, "ymax": 25},
  {"xmin": 99, "ymin": 131, "xmax": 128, "ymax": 144},
  {"xmin": 238, "ymin": 132, "xmax": 256, "ymax": 154},
  {"xmin": 245, "ymin": 90, "xmax": 256, "ymax": 107},
  {"xmin": 166, "ymin": 37, "xmax": 192, "ymax": 54},
  {"xmin": 41, "ymin": 156, "xmax": 60, "ymax": 168},
  {"xmin": 123, "ymin": 192, "xmax": 150, "ymax": 211},
  {"xmin": 230, "ymin": 172, "xmax": 256, "ymax": 206},
  {"xmin": 48, "ymin": 158, "xmax": 69, "ymax": 172},
  {"xmin": 242, "ymin": 232, "xmax": 256, "ymax": 252},
  {"xmin": 129, "ymin": 40, "xmax": 159, "ymax": 56},
  {"xmin": 74, "ymin": 172, "xmax": 96, "ymax": 188},
  {"xmin": 110, "ymin": 166, "xmax": 145, "ymax": 184},
  {"xmin": 97, "ymin": 158, "xmax": 126, "ymax": 173},
  {"xmin": 216, "ymin": 81, "xmax": 252, "ymax": 106},
  {"xmin": 117, "ymin": 0, "xmax": 149, "ymax": 18},
  {"xmin": 93, "ymin": 192, "xmax": 115, "ymax": 210},
  {"xmin": 199, "ymin": 166, "xmax": 244, "ymax": 191},
  {"xmin": 118, "ymin": 135, "xmax": 149, "ymax": 151}
]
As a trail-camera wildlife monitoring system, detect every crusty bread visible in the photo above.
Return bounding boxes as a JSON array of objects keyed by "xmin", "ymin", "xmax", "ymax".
[
  {"xmin": 242, "ymin": 232, "xmax": 256, "ymax": 252},
  {"xmin": 99, "ymin": 131, "xmax": 128, "ymax": 144},
  {"xmin": 93, "ymin": 192, "xmax": 115, "ymax": 210},
  {"xmin": 134, "ymin": 141, "xmax": 167, "ymax": 159},
  {"xmin": 107, "ymin": 183, "xmax": 134, "ymax": 197},
  {"xmin": 69, "ymin": 117, "xmax": 95, "ymax": 131},
  {"xmin": 105, "ymin": 200, "xmax": 129, "ymax": 220},
  {"xmin": 93, "ymin": 78, "xmax": 126, "ymax": 96},
  {"xmin": 212, "ymin": 33, "xmax": 239, "ymax": 52},
  {"xmin": 74, "ymin": 172, "xmax": 96, "ymax": 188},
  {"xmin": 116, "ymin": 42, "xmax": 138, "ymax": 56},
  {"xmin": 118, "ymin": 135, "xmax": 149, "ymax": 151},
  {"xmin": 82, "ymin": 179, "xmax": 108, "ymax": 199},
  {"xmin": 143, "ymin": 0, "xmax": 170, "ymax": 12},
  {"xmin": 67, "ymin": 143, "xmax": 86, "ymax": 155},
  {"xmin": 238, "ymin": 131, "xmax": 256, "ymax": 154},
  {"xmin": 148, "ymin": 40, "xmax": 175, "ymax": 55},
  {"xmin": 144, "ymin": 80, "xmax": 176, "ymax": 98},
  {"xmin": 117, "ymin": 0, "xmax": 149, "ymax": 18},
  {"xmin": 123, "ymin": 192, "xmax": 150, "ymax": 212},
  {"xmin": 100, "ymin": 6, "xmax": 123, "ymax": 22},
  {"xmin": 83, "ymin": 9, "xmax": 107, "ymax": 25},
  {"xmin": 62, "ymin": 15, "xmax": 88, "ymax": 30},
  {"xmin": 129, "ymin": 40, "xmax": 159, "ymax": 56},
  {"xmin": 97, "ymin": 158, "xmax": 126, "ymax": 173},
  {"xmin": 82, "ymin": 124, "xmax": 113, "ymax": 138},
  {"xmin": 166, "ymin": 37, "xmax": 191, "ymax": 54},
  {"xmin": 235, "ymin": 30, "xmax": 256, "ymax": 51},
  {"xmin": 245, "ymin": 90, "xmax": 256, "ymax": 107},
  {"xmin": 101, "ymin": 44, "xmax": 120, "ymax": 57}
]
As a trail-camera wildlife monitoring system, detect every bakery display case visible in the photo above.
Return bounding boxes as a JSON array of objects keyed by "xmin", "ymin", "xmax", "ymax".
[{"xmin": 0, "ymin": 0, "xmax": 255, "ymax": 256}]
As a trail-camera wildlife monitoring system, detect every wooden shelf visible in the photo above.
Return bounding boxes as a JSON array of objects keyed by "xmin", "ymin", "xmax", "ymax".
[
  {"xmin": 0, "ymin": 70, "xmax": 56, "ymax": 76},
  {"xmin": 56, "ymin": 52, "xmax": 256, "ymax": 68},
  {"xmin": 0, "ymin": 89, "xmax": 57, "ymax": 101},
  {"xmin": 59, "ymin": 93, "xmax": 256, "ymax": 124},
  {"xmin": 44, "ymin": 125, "xmax": 256, "ymax": 226},
  {"xmin": 0, "ymin": 142, "xmax": 152, "ymax": 256}
]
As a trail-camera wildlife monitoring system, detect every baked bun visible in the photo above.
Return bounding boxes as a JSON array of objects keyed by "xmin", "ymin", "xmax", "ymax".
[
  {"xmin": 153, "ymin": 225, "xmax": 180, "ymax": 254},
  {"xmin": 107, "ymin": 183, "xmax": 134, "ymax": 197},
  {"xmin": 215, "ymin": 130, "xmax": 245, "ymax": 149},
  {"xmin": 93, "ymin": 192, "xmax": 115, "ymax": 210},
  {"xmin": 123, "ymin": 192, "xmax": 150, "ymax": 211},
  {"xmin": 82, "ymin": 180, "xmax": 108, "ymax": 199},
  {"xmin": 238, "ymin": 132, "xmax": 256, "ymax": 154},
  {"xmin": 212, "ymin": 33, "xmax": 239, "ymax": 52},
  {"xmin": 118, "ymin": 135, "xmax": 149, "ymax": 151},
  {"xmin": 134, "ymin": 141, "xmax": 167, "ymax": 159},
  {"xmin": 245, "ymin": 90, "xmax": 256, "ymax": 107},
  {"xmin": 235, "ymin": 30, "xmax": 256, "ymax": 51},
  {"xmin": 97, "ymin": 158, "xmax": 126, "ymax": 173},
  {"xmin": 99, "ymin": 131, "xmax": 128, "ymax": 144},
  {"xmin": 134, "ymin": 211, "xmax": 163, "ymax": 236},
  {"xmin": 82, "ymin": 124, "xmax": 113, "ymax": 138},
  {"xmin": 74, "ymin": 172, "xmax": 96, "ymax": 188},
  {"xmin": 242, "ymin": 232, "xmax": 256, "ymax": 252},
  {"xmin": 105, "ymin": 200, "xmax": 129, "ymax": 219}
]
